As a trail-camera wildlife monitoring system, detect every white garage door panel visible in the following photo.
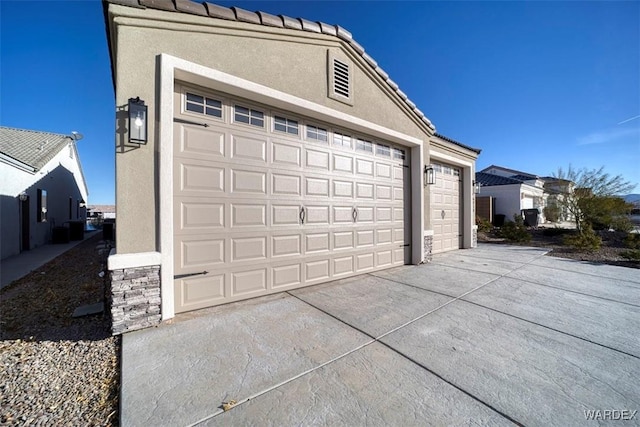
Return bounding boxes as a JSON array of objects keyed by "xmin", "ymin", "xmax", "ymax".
[
  {"xmin": 173, "ymin": 87, "xmax": 411, "ymax": 313},
  {"xmin": 431, "ymin": 163, "xmax": 462, "ymax": 254}
]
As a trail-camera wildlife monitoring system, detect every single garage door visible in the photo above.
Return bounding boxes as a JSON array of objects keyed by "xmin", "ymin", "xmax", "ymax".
[
  {"xmin": 172, "ymin": 85, "xmax": 412, "ymax": 313},
  {"xmin": 431, "ymin": 163, "xmax": 462, "ymax": 253}
]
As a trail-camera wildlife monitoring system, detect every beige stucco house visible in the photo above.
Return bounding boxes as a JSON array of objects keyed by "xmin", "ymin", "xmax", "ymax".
[{"xmin": 103, "ymin": 0, "xmax": 481, "ymax": 334}]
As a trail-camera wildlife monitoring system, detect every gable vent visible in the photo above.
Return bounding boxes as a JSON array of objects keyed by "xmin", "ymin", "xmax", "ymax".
[{"xmin": 333, "ymin": 58, "xmax": 350, "ymax": 98}]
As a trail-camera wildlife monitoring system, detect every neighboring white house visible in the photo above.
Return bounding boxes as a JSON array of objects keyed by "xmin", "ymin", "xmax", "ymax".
[
  {"xmin": 0, "ymin": 127, "xmax": 89, "ymax": 260},
  {"xmin": 476, "ymin": 165, "xmax": 547, "ymax": 224}
]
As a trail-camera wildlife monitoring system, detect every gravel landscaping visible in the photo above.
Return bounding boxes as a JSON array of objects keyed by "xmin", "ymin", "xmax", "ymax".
[
  {"xmin": 479, "ymin": 226, "xmax": 640, "ymax": 269},
  {"xmin": 0, "ymin": 234, "xmax": 119, "ymax": 426}
]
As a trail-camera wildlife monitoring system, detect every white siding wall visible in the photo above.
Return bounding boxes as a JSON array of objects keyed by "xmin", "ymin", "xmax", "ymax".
[{"xmin": 0, "ymin": 145, "xmax": 89, "ymax": 259}]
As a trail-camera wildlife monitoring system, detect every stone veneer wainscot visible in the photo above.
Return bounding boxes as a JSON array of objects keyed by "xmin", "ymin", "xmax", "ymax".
[{"xmin": 108, "ymin": 250, "xmax": 162, "ymax": 335}]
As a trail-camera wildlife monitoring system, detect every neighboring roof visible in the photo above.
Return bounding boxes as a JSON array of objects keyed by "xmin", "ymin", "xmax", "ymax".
[
  {"xmin": 88, "ymin": 204, "xmax": 116, "ymax": 213},
  {"xmin": 433, "ymin": 133, "xmax": 481, "ymax": 154},
  {"xmin": 0, "ymin": 126, "xmax": 72, "ymax": 171},
  {"xmin": 480, "ymin": 165, "xmax": 538, "ymax": 179},
  {"xmin": 475, "ymin": 172, "xmax": 526, "ymax": 187},
  {"xmin": 103, "ymin": 0, "xmax": 436, "ymax": 132},
  {"xmin": 511, "ymin": 174, "xmax": 539, "ymax": 182}
]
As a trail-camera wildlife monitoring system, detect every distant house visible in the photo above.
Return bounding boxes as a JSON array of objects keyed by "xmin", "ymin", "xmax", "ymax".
[
  {"xmin": 540, "ymin": 177, "xmax": 574, "ymax": 222},
  {"xmin": 0, "ymin": 127, "xmax": 89, "ymax": 260},
  {"xmin": 476, "ymin": 165, "xmax": 547, "ymax": 224}
]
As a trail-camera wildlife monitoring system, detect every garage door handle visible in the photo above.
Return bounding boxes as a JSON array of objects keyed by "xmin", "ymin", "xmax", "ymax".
[
  {"xmin": 174, "ymin": 270, "xmax": 208, "ymax": 280},
  {"xmin": 352, "ymin": 207, "xmax": 358, "ymax": 222},
  {"xmin": 300, "ymin": 206, "xmax": 306, "ymax": 224}
]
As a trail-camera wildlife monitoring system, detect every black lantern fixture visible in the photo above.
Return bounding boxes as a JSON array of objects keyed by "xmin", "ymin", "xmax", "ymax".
[
  {"xmin": 128, "ymin": 97, "xmax": 148, "ymax": 144},
  {"xmin": 474, "ymin": 181, "xmax": 482, "ymax": 194},
  {"xmin": 424, "ymin": 165, "xmax": 435, "ymax": 186}
]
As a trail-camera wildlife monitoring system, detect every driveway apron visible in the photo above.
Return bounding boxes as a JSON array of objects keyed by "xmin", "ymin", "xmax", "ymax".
[{"xmin": 122, "ymin": 244, "xmax": 640, "ymax": 426}]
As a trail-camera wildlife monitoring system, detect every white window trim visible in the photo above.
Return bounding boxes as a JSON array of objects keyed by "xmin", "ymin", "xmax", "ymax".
[
  {"xmin": 154, "ymin": 53, "xmax": 424, "ymax": 320},
  {"xmin": 233, "ymin": 103, "xmax": 265, "ymax": 128},
  {"xmin": 181, "ymin": 86, "xmax": 225, "ymax": 123}
]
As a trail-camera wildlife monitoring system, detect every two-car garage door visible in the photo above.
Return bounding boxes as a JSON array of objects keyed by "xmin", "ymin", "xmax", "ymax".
[{"xmin": 172, "ymin": 85, "xmax": 411, "ymax": 313}]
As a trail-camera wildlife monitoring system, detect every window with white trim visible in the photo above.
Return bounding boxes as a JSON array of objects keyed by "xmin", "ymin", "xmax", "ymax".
[
  {"xmin": 274, "ymin": 116, "xmax": 299, "ymax": 135},
  {"xmin": 356, "ymin": 138, "xmax": 373, "ymax": 153},
  {"xmin": 235, "ymin": 105, "xmax": 264, "ymax": 127},
  {"xmin": 186, "ymin": 92, "xmax": 222, "ymax": 118},
  {"xmin": 393, "ymin": 148, "xmax": 405, "ymax": 160},
  {"xmin": 306, "ymin": 125, "xmax": 328, "ymax": 142},
  {"xmin": 376, "ymin": 143, "xmax": 391, "ymax": 157},
  {"xmin": 333, "ymin": 132, "xmax": 352, "ymax": 148}
]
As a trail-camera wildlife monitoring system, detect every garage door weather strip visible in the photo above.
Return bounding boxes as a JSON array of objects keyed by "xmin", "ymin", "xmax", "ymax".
[{"xmin": 186, "ymin": 253, "xmax": 550, "ymax": 426}]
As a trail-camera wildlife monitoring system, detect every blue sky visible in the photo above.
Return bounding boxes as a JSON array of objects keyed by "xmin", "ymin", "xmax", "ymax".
[{"xmin": 1, "ymin": 1, "xmax": 638, "ymax": 204}]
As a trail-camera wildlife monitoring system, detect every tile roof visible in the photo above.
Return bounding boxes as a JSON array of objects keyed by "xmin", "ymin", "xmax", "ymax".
[
  {"xmin": 480, "ymin": 165, "xmax": 538, "ymax": 179},
  {"xmin": 103, "ymin": 0, "xmax": 436, "ymax": 132},
  {"xmin": 0, "ymin": 126, "xmax": 72, "ymax": 171},
  {"xmin": 433, "ymin": 133, "xmax": 481, "ymax": 154},
  {"xmin": 511, "ymin": 174, "xmax": 539, "ymax": 182},
  {"xmin": 475, "ymin": 172, "xmax": 525, "ymax": 187}
]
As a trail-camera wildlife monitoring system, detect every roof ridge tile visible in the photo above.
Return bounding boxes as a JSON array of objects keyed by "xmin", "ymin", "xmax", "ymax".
[
  {"xmin": 204, "ymin": 2, "xmax": 235, "ymax": 20},
  {"xmin": 105, "ymin": 0, "xmax": 437, "ymax": 131},
  {"xmin": 175, "ymin": 0, "xmax": 207, "ymax": 16},
  {"xmin": 280, "ymin": 15, "xmax": 302, "ymax": 30},
  {"xmin": 257, "ymin": 11, "xmax": 283, "ymax": 27}
]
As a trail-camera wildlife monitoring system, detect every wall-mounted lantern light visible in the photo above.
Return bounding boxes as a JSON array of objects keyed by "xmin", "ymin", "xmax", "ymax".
[
  {"xmin": 424, "ymin": 165, "xmax": 435, "ymax": 186},
  {"xmin": 18, "ymin": 192, "xmax": 28, "ymax": 202},
  {"xmin": 79, "ymin": 198, "xmax": 86, "ymax": 208},
  {"xmin": 474, "ymin": 181, "xmax": 482, "ymax": 194},
  {"xmin": 128, "ymin": 97, "xmax": 148, "ymax": 144}
]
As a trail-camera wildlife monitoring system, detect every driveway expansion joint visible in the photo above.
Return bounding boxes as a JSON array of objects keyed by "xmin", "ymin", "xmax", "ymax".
[{"xmin": 191, "ymin": 251, "xmax": 549, "ymax": 424}]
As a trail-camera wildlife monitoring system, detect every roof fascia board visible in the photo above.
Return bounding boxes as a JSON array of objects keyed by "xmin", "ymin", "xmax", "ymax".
[
  {"xmin": 430, "ymin": 140, "xmax": 479, "ymax": 161},
  {"xmin": 0, "ymin": 152, "xmax": 36, "ymax": 173}
]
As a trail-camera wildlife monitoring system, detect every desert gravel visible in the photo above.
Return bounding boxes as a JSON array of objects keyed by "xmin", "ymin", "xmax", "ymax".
[{"xmin": 0, "ymin": 234, "xmax": 119, "ymax": 426}]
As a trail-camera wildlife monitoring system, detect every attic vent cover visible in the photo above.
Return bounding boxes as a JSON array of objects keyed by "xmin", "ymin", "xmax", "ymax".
[{"xmin": 333, "ymin": 58, "xmax": 350, "ymax": 98}]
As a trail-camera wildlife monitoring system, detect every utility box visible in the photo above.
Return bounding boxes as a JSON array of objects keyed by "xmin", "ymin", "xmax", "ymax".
[{"xmin": 68, "ymin": 221, "xmax": 85, "ymax": 241}]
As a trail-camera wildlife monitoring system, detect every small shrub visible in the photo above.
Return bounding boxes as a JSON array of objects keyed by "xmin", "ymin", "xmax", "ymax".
[
  {"xmin": 497, "ymin": 215, "xmax": 531, "ymax": 243},
  {"xmin": 542, "ymin": 227, "xmax": 572, "ymax": 237},
  {"xmin": 476, "ymin": 215, "xmax": 492, "ymax": 233},
  {"xmin": 543, "ymin": 205, "xmax": 561, "ymax": 223},
  {"xmin": 563, "ymin": 225, "xmax": 602, "ymax": 252},
  {"xmin": 610, "ymin": 216, "xmax": 634, "ymax": 233},
  {"xmin": 624, "ymin": 233, "xmax": 640, "ymax": 249},
  {"xmin": 620, "ymin": 249, "xmax": 640, "ymax": 261}
]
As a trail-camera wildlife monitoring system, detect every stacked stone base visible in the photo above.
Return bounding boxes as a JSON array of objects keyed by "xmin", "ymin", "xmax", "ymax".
[
  {"xmin": 110, "ymin": 266, "xmax": 161, "ymax": 335},
  {"xmin": 423, "ymin": 234, "xmax": 433, "ymax": 263}
]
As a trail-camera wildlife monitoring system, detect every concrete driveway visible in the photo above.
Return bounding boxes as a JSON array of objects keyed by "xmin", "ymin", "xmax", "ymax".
[{"xmin": 121, "ymin": 244, "xmax": 640, "ymax": 426}]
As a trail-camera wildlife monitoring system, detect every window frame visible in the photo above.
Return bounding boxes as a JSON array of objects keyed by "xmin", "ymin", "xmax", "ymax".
[
  {"xmin": 233, "ymin": 104, "xmax": 265, "ymax": 128},
  {"xmin": 306, "ymin": 124, "xmax": 329, "ymax": 144},
  {"xmin": 183, "ymin": 90, "xmax": 224, "ymax": 120}
]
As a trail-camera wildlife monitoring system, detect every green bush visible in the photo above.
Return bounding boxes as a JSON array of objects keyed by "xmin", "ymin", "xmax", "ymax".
[
  {"xmin": 620, "ymin": 249, "xmax": 640, "ymax": 261},
  {"xmin": 543, "ymin": 205, "xmax": 561, "ymax": 223},
  {"xmin": 497, "ymin": 215, "xmax": 531, "ymax": 243},
  {"xmin": 610, "ymin": 216, "xmax": 634, "ymax": 233},
  {"xmin": 624, "ymin": 233, "xmax": 640, "ymax": 249},
  {"xmin": 563, "ymin": 225, "xmax": 602, "ymax": 252},
  {"xmin": 476, "ymin": 215, "xmax": 492, "ymax": 233}
]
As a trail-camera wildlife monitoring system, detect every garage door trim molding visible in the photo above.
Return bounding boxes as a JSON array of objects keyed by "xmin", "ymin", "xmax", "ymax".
[
  {"xmin": 428, "ymin": 150, "xmax": 474, "ymax": 251},
  {"xmin": 158, "ymin": 53, "xmax": 425, "ymax": 319}
]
